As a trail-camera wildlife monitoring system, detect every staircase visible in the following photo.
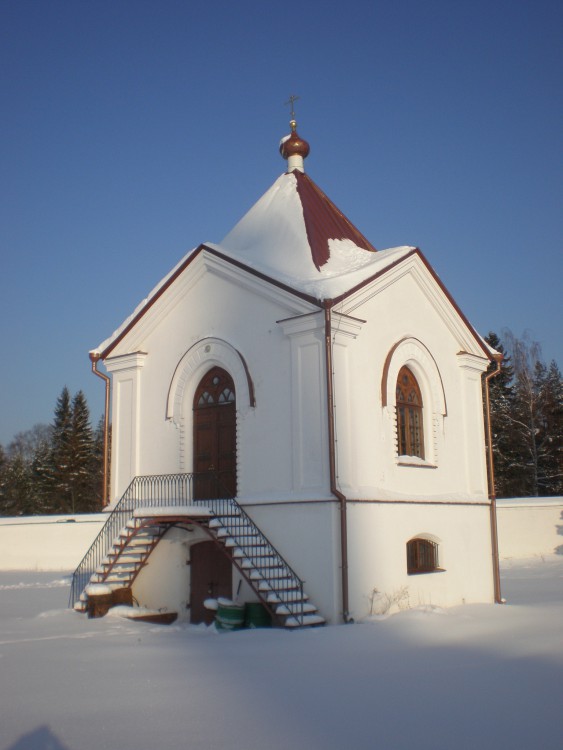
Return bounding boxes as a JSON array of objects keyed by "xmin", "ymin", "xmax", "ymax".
[
  {"xmin": 74, "ymin": 516, "xmax": 179, "ymax": 609},
  {"xmin": 202, "ymin": 498, "xmax": 325, "ymax": 628},
  {"xmin": 70, "ymin": 474, "xmax": 325, "ymax": 629}
]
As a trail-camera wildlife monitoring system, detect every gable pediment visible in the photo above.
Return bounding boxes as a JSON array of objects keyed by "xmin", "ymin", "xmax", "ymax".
[
  {"xmin": 337, "ymin": 249, "xmax": 491, "ymax": 359},
  {"xmin": 96, "ymin": 246, "xmax": 319, "ymax": 359}
]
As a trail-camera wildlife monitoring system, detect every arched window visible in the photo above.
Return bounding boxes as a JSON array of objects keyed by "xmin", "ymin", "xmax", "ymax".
[
  {"xmin": 407, "ymin": 537, "xmax": 440, "ymax": 574},
  {"xmin": 396, "ymin": 366, "xmax": 425, "ymax": 458},
  {"xmin": 194, "ymin": 367, "xmax": 235, "ymax": 409}
]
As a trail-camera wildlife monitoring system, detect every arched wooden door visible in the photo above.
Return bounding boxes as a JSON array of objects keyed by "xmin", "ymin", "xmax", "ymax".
[{"xmin": 193, "ymin": 367, "xmax": 237, "ymax": 499}]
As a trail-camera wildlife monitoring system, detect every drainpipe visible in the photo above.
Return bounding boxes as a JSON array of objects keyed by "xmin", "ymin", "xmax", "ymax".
[
  {"xmin": 324, "ymin": 304, "xmax": 350, "ymax": 622},
  {"xmin": 89, "ymin": 352, "xmax": 110, "ymax": 509},
  {"xmin": 484, "ymin": 353, "xmax": 503, "ymax": 603}
]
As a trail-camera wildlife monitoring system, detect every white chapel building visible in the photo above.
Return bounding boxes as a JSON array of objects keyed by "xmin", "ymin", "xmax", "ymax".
[{"xmin": 78, "ymin": 117, "xmax": 500, "ymax": 626}]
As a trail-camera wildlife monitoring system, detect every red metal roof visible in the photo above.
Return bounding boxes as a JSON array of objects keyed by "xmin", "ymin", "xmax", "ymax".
[{"xmin": 292, "ymin": 169, "xmax": 377, "ymax": 270}]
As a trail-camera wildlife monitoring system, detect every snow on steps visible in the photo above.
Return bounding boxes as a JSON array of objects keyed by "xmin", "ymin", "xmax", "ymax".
[
  {"xmin": 207, "ymin": 512, "xmax": 325, "ymax": 629},
  {"xmin": 275, "ymin": 602, "xmax": 317, "ymax": 615},
  {"xmin": 77, "ymin": 502, "xmax": 325, "ymax": 629},
  {"xmin": 266, "ymin": 590, "xmax": 309, "ymax": 604},
  {"xmin": 83, "ymin": 518, "xmax": 168, "ymax": 593}
]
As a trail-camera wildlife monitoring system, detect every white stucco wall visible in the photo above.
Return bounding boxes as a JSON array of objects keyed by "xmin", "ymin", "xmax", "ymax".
[
  {"xmin": 347, "ymin": 501, "xmax": 495, "ymax": 619},
  {"xmin": 1, "ymin": 499, "xmax": 561, "ymax": 623},
  {"xmin": 130, "ymin": 525, "xmax": 194, "ymax": 618},
  {"xmin": 244, "ymin": 500, "xmax": 341, "ymax": 624},
  {"xmin": 104, "ymin": 253, "xmax": 321, "ymax": 507},
  {"xmin": 334, "ymin": 262, "xmax": 490, "ymax": 503},
  {"xmin": 103, "ymin": 253, "xmax": 492, "ymax": 513},
  {"xmin": 0, "ymin": 514, "xmax": 106, "ymax": 570},
  {"xmin": 496, "ymin": 497, "xmax": 563, "ymax": 559},
  {"xmin": 94, "ymin": 251, "xmax": 499, "ymax": 621}
]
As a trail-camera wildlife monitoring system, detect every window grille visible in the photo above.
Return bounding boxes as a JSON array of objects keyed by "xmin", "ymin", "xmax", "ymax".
[
  {"xmin": 396, "ymin": 366, "xmax": 425, "ymax": 459},
  {"xmin": 407, "ymin": 538, "xmax": 439, "ymax": 574}
]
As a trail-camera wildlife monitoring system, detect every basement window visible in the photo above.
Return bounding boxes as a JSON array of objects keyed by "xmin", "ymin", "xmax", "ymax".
[{"xmin": 406, "ymin": 537, "xmax": 441, "ymax": 574}]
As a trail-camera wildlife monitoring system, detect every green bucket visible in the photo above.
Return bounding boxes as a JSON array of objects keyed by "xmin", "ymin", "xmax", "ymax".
[
  {"xmin": 215, "ymin": 601, "xmax": 245, "ymax": 631},
  {"xmin": 244, "ymin": 602, "xmax": 271, "ymax": 629}
]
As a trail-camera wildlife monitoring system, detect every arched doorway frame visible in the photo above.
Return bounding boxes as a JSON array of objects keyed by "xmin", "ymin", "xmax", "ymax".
[
  {"xmin": 192, "ymin": 365, "xmax": 237, "ymax": 498},
  {"xmin": 166, "ymin": 337, "xmax": 255, "ymax": 472}
]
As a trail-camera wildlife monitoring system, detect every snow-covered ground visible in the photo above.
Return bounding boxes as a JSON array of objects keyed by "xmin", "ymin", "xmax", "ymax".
[{"xmin": 1, "ymin": 558, "xmax": 562, "ymax": 750}]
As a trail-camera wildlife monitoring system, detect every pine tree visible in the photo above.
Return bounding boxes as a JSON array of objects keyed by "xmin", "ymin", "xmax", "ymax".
[
  {"xmin": 42, "ymin": 387, "xmax": 99, "ymax": 513},
  {"xmin": 0, "ymin": 426, "xmax": 53, "ymax": 515},
  {"xmin": 0, "ymin": 444, "xmax": 9, "ymax": 515},
  {"xmin": 92, "ymin": 416, "xmax": 111, "ymax": 509},
  {"xmin": 31, "ymin": 435, "xmax": 56, "ymax": 513},
  {"xmin": 67, "ymin": 390, "xmax": 95, "ymax": 512},
  {"xmin": 1, "ymin": 451, "xmax": 34, "ymax": 515},
  {"xmin": 49, "ymin": 386, "xmax": 74, "ymax": 511},
  {"xmin": 0, "ymin": 389, "xmax": 102, "ymax": 516}
]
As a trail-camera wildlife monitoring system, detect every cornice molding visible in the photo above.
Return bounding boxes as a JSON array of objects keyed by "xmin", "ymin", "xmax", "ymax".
[{"xmin": 104, "ymin": 351, "xmax": 148, "ymax": 373}]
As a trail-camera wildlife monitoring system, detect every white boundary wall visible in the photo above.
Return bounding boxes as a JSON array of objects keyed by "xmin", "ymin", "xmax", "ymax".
[
  {"xmin": 0, "ymin": 498, "xmax": 561, "ymax": 572},
  {"xmin": 0, "ymin": 514, "xmax": 106, "ymax": 571},
  {"xmin": 496, "ymin": 497, "xmax": 563, "ymax": 559}
]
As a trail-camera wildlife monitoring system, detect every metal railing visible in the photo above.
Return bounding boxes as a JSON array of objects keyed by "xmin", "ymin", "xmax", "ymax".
[
  {"xmin": 193, "ymin": 495, "xmax": 306, "ymax": 624},
  {"xmin": 69, "ymin": 472, "xmax": 307, "ymax": 625},
  {"xmin": 69, "ymin": 473, "xmax": 199, "ymax": 607}
]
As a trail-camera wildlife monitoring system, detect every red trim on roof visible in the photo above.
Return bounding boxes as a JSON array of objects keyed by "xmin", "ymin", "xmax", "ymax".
[
  {"xmin": 99, "ymin": 224, "xmax": 489, "ymax": 364},
  {"xmin": 99, "ymin": 245, "xmax": 322, "ymax": 360},
  {"xmin": 332, "ymin": 247, "xmax": 493, "ymax": 361},
  {"xmin": 413, "ymin": 250, "xmax": 493, "ymax": 360},
  {"xmin": 292, "ymin": 170, "xmax": 377, "ymax": 270},
  {"xmin": 329, "ymin": 248, "xmax": 419, "ymax": 306},
  {"xmin": 204, "ymin": 246, "xmax": 320, "ymax": 306},
  {"xmin": 100, "ymin": 246, "xmax": 206, "ymax": 359}
]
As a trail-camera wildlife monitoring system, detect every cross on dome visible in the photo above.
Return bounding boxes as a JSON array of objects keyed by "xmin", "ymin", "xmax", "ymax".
[
  {"xmin": 285, "ymin": 94, "xmax": 300, "ymax": 123},
  {"xmin": 280, "ymin": 94, "xmax": 310, "ymax": 172}
]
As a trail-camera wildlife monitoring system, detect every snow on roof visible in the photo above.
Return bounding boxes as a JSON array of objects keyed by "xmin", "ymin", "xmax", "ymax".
[
  {"xmin": 93, "ymin": 171, "xmax": 417, "ymax": 356},
  {"xmin": 213, "ymin": 170, "xmax": 381, "ymax": 278},
  {"xmin": 480, "ymin": 335, "xmax": 502, "ymax": 360},
  {"xmin": 207, "ymin": 238, "xmax": 414, "ymax": 301},
  {"xmin": 92, "ymin": 245, "xmax": 198, "ymax": 356},
  {"xmin": 208, "ymin": 169, "xmax": 414, "ymax": 299}
]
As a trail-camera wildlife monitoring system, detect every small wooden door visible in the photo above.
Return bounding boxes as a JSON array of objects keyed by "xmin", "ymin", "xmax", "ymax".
[
  {"xmin": 193, "ymin": 367, "xmax": 236, "ymax": 499},
  {"xmin": 190, "ymin": 541, "xmax": 232, "ymax": 624}
]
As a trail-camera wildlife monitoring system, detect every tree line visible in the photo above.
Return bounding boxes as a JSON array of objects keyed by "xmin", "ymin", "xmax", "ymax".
[
  {"xmin": 485, "ymin": 331, "xmax": 562, "ymax": 498},
  {"xmin": 0, "ymin": 387, "xmax": 108, "ymax": 516},
  {"xmin": 0, "ymin": 331, "xmax": 561, "ymax": 516}
]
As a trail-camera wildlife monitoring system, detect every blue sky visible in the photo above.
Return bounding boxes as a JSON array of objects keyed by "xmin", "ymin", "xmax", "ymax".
[{"xmin": 1, "ymin": 0, "xmax": 561, "ymax": 446}]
